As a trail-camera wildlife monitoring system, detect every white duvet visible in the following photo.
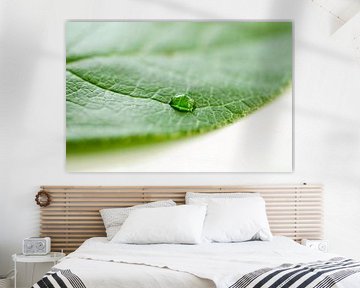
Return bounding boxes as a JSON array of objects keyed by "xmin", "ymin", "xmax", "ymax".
[{"xmin": 54, "ymin": 237, "xmax": 360, "ymax": 288}]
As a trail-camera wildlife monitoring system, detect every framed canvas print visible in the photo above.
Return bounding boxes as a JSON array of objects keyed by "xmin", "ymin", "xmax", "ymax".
[{"xmin": 66, "ymin": 21, "xmax": 292, "ymax": 172}]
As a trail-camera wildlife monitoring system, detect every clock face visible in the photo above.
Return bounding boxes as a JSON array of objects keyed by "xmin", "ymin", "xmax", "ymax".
[
  {"xmin": 36, "ymin": 241, "xmax": 45, "ymax": 250},
  {"xmin": 318, "ymin": 242, "xmax": 327, "ymax": 252},
  {"xmin": 23, "ymin": 238, "xmax": 50, "ymax": 255}
]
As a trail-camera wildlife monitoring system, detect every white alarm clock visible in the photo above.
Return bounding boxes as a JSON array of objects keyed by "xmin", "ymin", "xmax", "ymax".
[
  {"xmin": 301, "ymin": 239, "xmax": 328, "ymax": 252},
  {"xmin": 23, "ymin": 237, "xmax": 51, "ymax": 255}
]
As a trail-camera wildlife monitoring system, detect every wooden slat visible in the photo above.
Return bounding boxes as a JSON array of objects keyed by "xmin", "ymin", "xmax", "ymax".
[{"xmin": 39, "ymin": 184, "xmax": 323, "ymax": 253}]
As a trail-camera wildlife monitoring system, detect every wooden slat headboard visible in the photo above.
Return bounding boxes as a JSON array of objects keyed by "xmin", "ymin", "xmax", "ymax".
[{"xmin": 39, "ymin": 184, "xmax": 323, "ymax": 253}]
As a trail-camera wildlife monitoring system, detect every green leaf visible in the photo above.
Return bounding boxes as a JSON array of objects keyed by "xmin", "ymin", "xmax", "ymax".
[{"xmin": 66, "ymin": 22, "xmax": 292, "ymax": 153}]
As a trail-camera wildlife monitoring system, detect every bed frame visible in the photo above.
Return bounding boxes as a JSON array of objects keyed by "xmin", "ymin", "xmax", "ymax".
[{"xmin": 39, "ymin": 184, "xmax": 323, "ymax": 253}]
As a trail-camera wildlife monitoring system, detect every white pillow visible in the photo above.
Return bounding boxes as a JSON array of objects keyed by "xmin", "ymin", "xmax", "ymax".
[
  {"xmin": 100, "ymin": 200, "xmax": 176, "ymax": 240},
  {"xmin": 202, "ymin": 197, "xmax": 272, "ymax": 243},
  {"xmin": 186, "ymin": 192, "xmax": 259, "ymax": 204},
  {"xmin": 111, "ymin": 205, "xmax": 207, "ymax": 244}
]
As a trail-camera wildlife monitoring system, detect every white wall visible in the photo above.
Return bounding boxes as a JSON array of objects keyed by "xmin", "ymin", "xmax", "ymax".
[{"xmin": 1, "ymin": 0, "xmax": 360, "ymax": 286}]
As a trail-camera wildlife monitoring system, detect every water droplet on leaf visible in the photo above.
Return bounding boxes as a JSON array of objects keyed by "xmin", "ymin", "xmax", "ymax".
[{"xmin": 169, "ymin": 94, "xmax": 195, "ymax": 112}]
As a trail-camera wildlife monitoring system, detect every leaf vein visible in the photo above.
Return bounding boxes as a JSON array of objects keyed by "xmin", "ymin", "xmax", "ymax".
[{"xmin": 67, "ymin": 69, "xmax": 169, "ymax": 106}]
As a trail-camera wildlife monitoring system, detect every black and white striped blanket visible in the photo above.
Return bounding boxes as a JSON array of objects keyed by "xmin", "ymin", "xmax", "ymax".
[
  {"xmin": 32, "ymin": 268, "xmax": 86, "ymax": 288},
  {"xmin": 32, "ymin": 258, "xmax": 360, "ymax": 288},
  {"xmin": 229, "ymin": 257, "xmax": 360, "ymax": 288}
]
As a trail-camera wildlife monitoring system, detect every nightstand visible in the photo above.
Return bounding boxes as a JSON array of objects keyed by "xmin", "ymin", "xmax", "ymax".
[
  {"xmin": 301, "ymin": 239, "xmax": 328, "ymax": 252},
  {"xmin": 12, "ymin": 252, "xmax": 65, "ymax": 288}
]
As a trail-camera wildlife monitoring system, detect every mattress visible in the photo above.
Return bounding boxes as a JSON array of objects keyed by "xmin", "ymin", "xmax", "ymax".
[{"xmin": 36, "ymin": 236, "xmax": 360, "ymax": 288}]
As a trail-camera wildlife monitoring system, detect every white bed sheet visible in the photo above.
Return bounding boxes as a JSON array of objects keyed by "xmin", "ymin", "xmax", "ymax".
[
  {"xmin": 56, "ymin": 258, "xmax": 214, "ymax": 288},
  {"xmin": 54, "ymin": 236, "xmax": 360, "ymax": 288}
]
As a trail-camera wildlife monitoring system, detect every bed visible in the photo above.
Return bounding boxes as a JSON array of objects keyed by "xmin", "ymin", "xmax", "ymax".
[
  {"xmin": 33, "ymin": 236, "xmax": 360, "ymax": 288},
  {"xmin": 33, "ymin": 185, "xmax": 360, "ymax": 288}
]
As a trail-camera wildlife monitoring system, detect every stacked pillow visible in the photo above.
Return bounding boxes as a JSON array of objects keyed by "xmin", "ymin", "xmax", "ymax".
[
  {"xmin": 187, "ymin": 192, "xmax": 272, "ymax": 242},
  {"xmin": 105, "ymin": 192, "xmax": 272, "ymax": 244},
  {"xmin": 111, "ymin": 205, "xmax": 207, "ymax": 244},
  {"xmin": 100, "ymin": 200, "xmax": 176, "ymax": 240}
]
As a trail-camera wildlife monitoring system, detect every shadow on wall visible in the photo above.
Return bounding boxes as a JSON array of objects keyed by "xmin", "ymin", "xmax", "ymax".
[
  {"xmin": 0, "ymin": 0, "xmax": 58, "ymax": 137},
  {"xmin": 0, "ymin": 0, "xmax": 60, "ymax": 281}
]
